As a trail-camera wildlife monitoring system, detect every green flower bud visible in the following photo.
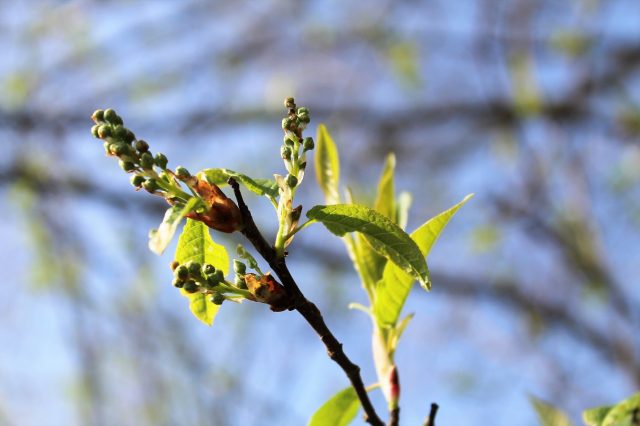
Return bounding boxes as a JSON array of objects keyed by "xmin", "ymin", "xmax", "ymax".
[
  {"xmin": 207, "ymin": 275, "xmax": 220, "ymax": 287},
  {"xmin": 130, "ymin": 174, "xmax": 145, "ymax": 188},
  {"xmin": 142, "ymin": 178, "xmax": 159, "ymax": 193},
  {"xmin": 183, "ymin": 280, "xmax": 199, "ymax": 294},
  {"xmin": 298, "ymin": 113, "xmax": 310, "ymax": 123},
  {"xmin": 211, "ymin": 293, "xmax": 225, "ymax": 305},
  {"xmin": 187, "ymin": 262, "xmax": 201, "ymax": 276},
  {"xmin": 303, "ymin": 137, "xmax": 314, "ymax": 151},
  {"xmin": 135, "ymin": 140, "xmax": 149, "ymax": 152},
  {"xmin": 119, "ymin": 160, "xmax": 136, "ymax": 172},
  {"xmin": 234, "ymin": 275, "xmax": 247, "ymax": 289},
  {"xmin": 97, "ymin": 124, "xmax": 112, "ymax": 139},
  {"xmin": 91, "ymin": 124, "xmax": 101, "ymax": 138},
  {"xmin": 280, "ymin": 145, "xmax": 292, "ymax": 160},
  {"xmin": 286, "ymin": 174, "xmax": 298, "ymax": 188},
  {"xmin": 233, "ymin": 260, "xmax": 246, "ymax": 275},
  {"xmin": 284, "ymin": 137, "xmax": 295, "ymax": 147},
  {"xmin": 175, "ymin": 166, "xmax": 190, "ymax": 179},
  {"xmin": 284, "ymin": 97, "xmax": 295, "ymax": 109},
  {"xmin": 202, "ymin": 264, "xmax": 216, "ymax": 276},
  {"xmin": 123, "ymin": 129, "xmax": 136, "ymax": 144},
  {"xmin": 212, "ymin": 270, "xmax": 224, "ymax": 283},
  {"xmin": 140, "ymin": 152, "xmax": 154, "ymax": 169},
  {"xmin": 110, "ymin": 142, "xmax": 128, "ymax": 156},
  {"xmin": 91, "ymin": 109, "xmax": 105, "ymax": 123},
  {"xmin": 103, "ymin": 142, "xmax": 111, "ymax": 154},
  {"xmin": 297, "ymin": 107, "xmax": 309, "ymax": 115},
  {"xmin": 103, "ymin": 108, "xmax": 119, "ymax": 124},
  {"xmin": 281, "ymin": 118, "xmax": 292, "ymax": 130},
  {"xmin": 176, "ymin": 265, "xmax": 189, "ymax": 280},
  {"xmin": 237, "ymin": 244, "xmax": 247, "ymax": 257},
  {"xmin": 154, "ymin": 153, "xmax": 168, "ymax": 169},
  {"xmin": 172, "ymin": 277, "xmax": 184, "ymax": 288},
  {"xmin": 113, "ymin": 125, "xmax": 127, "ymax": 140}
]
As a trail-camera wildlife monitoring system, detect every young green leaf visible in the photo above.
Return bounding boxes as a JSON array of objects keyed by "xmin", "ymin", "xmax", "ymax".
[
  {"xmin": 175, "ymin": 219, "xmax": 230, "ymax": 325},
  {"xmin": 315, "ymin": 124, "xmax": 340, "ymax": 204},
  {"xmin": 148, "ymin": 198, "xmax": 200, "ymax": 255},
  {"xmin": 353, "ymin": 233, "xmax": 387, "ymax": 292},
  {"xmin": 601, "ymin": 392, "xmax": 640, "ymax": 426},
  {"xmin": 583, "ymin": 405, "xmax": 613, "ymax": 426},
  {"xmin": 308, "ymin": 386, "xmax": 360, "ymax": 426},
  {"xmin": 199, "ymin": 168, "xmax": 279, "ymax": 198},
  {"xmin": 374, "ymin": 153, "xmax": 396, "ymax": 221},
  {"xmin": 307, "ymin": 204, "xmax": 429, "ymax": 287},
  {"xmin": 373, "ymin": 194, "xmax": 473, "ymax": 326},
  {"xmin": 530, "ymin": 396, "xmax": 574, "ymax": 426}
]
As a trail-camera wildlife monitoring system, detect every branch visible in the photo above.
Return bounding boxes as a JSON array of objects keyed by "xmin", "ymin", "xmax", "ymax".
[
  {"xmin": 423, "ymin": 403, "xmax": 439, "ymax": 426},
  {"xmin": 388, "ymin": 407, "xmax": 399, "ymax": 426},
  {"xmin": 229, "ymin": 178, "xmax": 384, "ymax": 426}
]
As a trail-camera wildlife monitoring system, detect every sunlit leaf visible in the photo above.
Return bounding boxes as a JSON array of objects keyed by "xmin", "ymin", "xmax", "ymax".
[
  {"xmin": 373, "ymin": 194, "xmax": 473, "ymax": 326},
  {"xmin": 315, "ymin": 124, "xmax": 340, "ymax": 204},
  {"xmin": 583, "ymin": 405, "xmax": 613, "ymax": 426},
  {"xmin": 308, "ymin": 386, "xmax": 360, "ymax": 426},
  {"xmin": 602, "ymin": 392, "xmax": 640, "ymax": 426},
  {"xmin": 199, "ymin": 168, "xmax": 278, "ymax": 198},
  {"xmin": 396, "ymin": 191, "xmax": 412, "ymax": 230},
  {"xmin": 174, "ymin": 219, "xmax": 230, "ymax": 325},
  {"xmin": 530, "ymin": 396, "xmax": 574, "ymax": 426},
  {"xmin": 148, "ymin": 197, "xmax": 199, "ymax": 255},
  {"xmin": 308, "ymin": 204, "xmax": 428, "ymax": 287}
]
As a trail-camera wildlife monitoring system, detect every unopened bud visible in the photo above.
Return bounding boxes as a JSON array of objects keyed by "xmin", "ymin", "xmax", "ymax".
[
  {"xmin": 211, "ymin": 293, "xmax": 225, "ymax": 305},
  {"xmin": 154, "ymin": 153, "xmax": 168, "ymax": 169},
  {"xmin": 91, "ymin": 109, "xmax": 105, "ymax": 123},
  {"xmin": 172, "ymin": 277, "xmax": 184, "ymax": 288},
  {"xmin": 183, "ymin": 280, "xmax": 199, "ymax": 294},
  {"xmin": 142, "ymin": 178, "xmax": 159, "ymax": 193},
  {"xmin": 212, "ymin": 270, "xmax": 224, "ymax": 283},
  {"xmin": 110, "ymin": 142, "xmax": 128, "ymax": 156},
  {"xmin": 298, "ymin": 114, "xmax": 310, "ymax": 124},
  {"xmin": 297, "ymin": 107, "xmax": 309, "ymax": 115},
  {"xmin": 284, "ymin": 97, "xmax": 295, "ymax": 109},
  {"xmin": 202, "ymin": 264, "xmax": 216, "ymax": 276},
  {"xmin": 286, "ymin": 174, "xmax": 298, "ymax": 188},
  {"xmin": 113, "ymin": 125, "xmax": 127, "ymax": 140},
  {"xmin": 97, "ymin": 124, "xmax": 112, "ymax": 139},
  {"xmin": 233, "ymin": 260, "xmax": 246, "ymax": 275},
  {"xmin": 123, "ymin": 129, "xmax": 136, "ymax": 144},
  {"xmin": 130, "ymin": 174, "xmax": 145, "ymax": 188},
  {"xmin": 119, "ymin": 160, "xmax": 136, "ymax": 172},
  {"xmin": 175, "ymin": 166, "xmax": 190, "ymax": 179},
  {"xmin": 234, "ymin": 275, "xmax": 247, "ymax": 289},
  {"xmin": 170, "ymin": 260, "xmax": 180, "ymax": 271},
  {"xmin": 104, "ymin": 109, "xmax": 123, "ymax": 125},
  {"xmin": 303, "ymin": 137, "xmax": 314, "ymax": 151},
  {"xmin": 280, "ymin": 145, "xmax": 292, "ymax": 160},
  {"xmin": 175, "ymin": 265, "xmax": 189, "ymax": 280},
  {"xmin": 282, "ymin": 118, "xmax": 292, "ymax": 130},
  {"xmin": 284, "ymin": 137, "xmax": 295, "ymax": 147},
  {"xmin": 135, "ymin": 140, "xmax": 149, "ymax": 152},
  {"xmin": 140, "ymin": 152, "xmax": 154, "ymax": 169},
  {"xmin": 91, "ymin": 124, "xmax": 101, "ymax": 138},
  {"xmin": 187, "ymin": 262, "xmax": 202, "ymax": 276}
]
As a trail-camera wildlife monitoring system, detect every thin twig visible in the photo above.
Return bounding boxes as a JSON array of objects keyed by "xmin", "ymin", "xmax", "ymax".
[
  {"xmin": 423, "ymin": 403, "xmax": 439, "ymax": 426},
  {"xmin": 388, "ymin": 407, "xmax": 399, "ymax": 426},
  {"xmin": 229, "ymin": 178, "xmax": 384, "ymax": 426}
]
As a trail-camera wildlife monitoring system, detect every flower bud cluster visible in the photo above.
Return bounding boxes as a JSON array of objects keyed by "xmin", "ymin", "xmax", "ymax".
[
  {"xmin": 90, "ymin": 108, "xmax": 243, "ymax": 234},
  {"xmin": 171, "ymin": 260, "xmax": 252, "ymax": 305},
  {"xmin": 274, "ymin": 97, "xmax": 314, "ymax": 254}
]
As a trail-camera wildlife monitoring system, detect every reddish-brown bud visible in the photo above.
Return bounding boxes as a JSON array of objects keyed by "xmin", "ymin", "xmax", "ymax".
[
  {"xmin": 183, "ymin": 177, "xmax": 243, "ymax": 233},
  {"xmin": 244, "ymin": 273, "xmax": 289, "ymax": 312}
]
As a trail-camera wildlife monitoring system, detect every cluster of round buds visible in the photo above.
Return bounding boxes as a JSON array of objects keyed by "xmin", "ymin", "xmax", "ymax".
[
  {"xmin": 281, "ymin": 98, "xmax": 312, "ymax": 133},
  {"xmin": 90, "ymin": 108, "xmax": 171, "ymax": 195},
  {"xmin": 171, "ymin": 260, "xmax": 228, "ymax": 304}
]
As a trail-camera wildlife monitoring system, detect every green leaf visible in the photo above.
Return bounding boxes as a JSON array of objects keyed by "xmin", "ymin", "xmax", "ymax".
[
  {"xmin": 373, "ymin": 194, "xmax": 473, "ymax": 326},
  {"xmin": 353, "ymin": 233, "xmax": 387, "ymax": 291},
  {"xmin": 602, "ymin": 392, "xmax": 640, "ymax": 426},
  {"xmin": 308, "ymin": 386, "xmax": 360, "ymax": 426},
  {"xmin": 199, "ymin": 168, "xmax": 278, "ymax": 198},
  {"xmin": 148, "ymin": 198, "xmax": 199, "ymax": 255},
  {"xmin": 374, "ymin": 153, "xmax": 396, "ymax": 221},
  {"xmin": 174, "ymin": 219, "xmax": 230, "ymax": 325},
  {"xmin": 530, "ymin": 396, "xmax": 574, "ymax": 426},
  {"xmin": 315, "ymin": 124, "xmax": 340, "ymax": 204},
  {"xmin": 583, "ymin": 405, "xmax": 614, "ymax": 426},
  {"xmin": 307, "ymin": 204, "xmax": 428, "ymax": 287}
]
